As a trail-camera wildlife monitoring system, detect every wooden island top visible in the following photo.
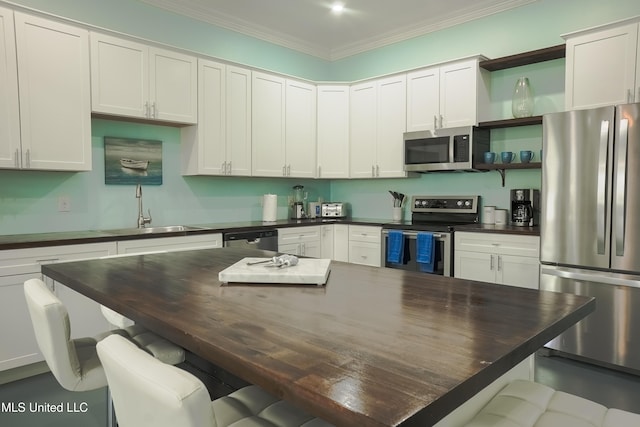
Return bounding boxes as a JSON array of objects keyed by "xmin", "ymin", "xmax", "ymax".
[{"xmin": 41, "ymin": 247, "xmax": 594, "ymax": 427}]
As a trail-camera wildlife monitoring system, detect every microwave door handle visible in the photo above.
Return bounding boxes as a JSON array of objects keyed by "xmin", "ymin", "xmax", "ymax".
[
  {"xmin": 615, "ymin": 119, "xmax": 629, "ymax": 256},
  {"xmin": 596, "ymin": 120, "xmax": 609, "ymax": 255}
]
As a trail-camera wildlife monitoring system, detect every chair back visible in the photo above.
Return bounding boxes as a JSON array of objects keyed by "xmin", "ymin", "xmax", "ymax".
[
  {"xmin": 97, "ymin": 334, "xmax": 215, "ymax": 427},
  {"xmin": 23, "ymin": 278, "xmax": 104, "ymax": 391}
]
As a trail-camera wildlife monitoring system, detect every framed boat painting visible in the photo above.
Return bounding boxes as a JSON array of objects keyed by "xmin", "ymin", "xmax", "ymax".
[{"xmin": 104, "ymin": 137, "xmax": 163, "ymax": 185}]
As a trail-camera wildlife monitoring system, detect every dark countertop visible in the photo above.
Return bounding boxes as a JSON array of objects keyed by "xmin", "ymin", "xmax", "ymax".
[
  {"xmin": 0, "ymin": 218, "xmax": 537, "ymax": 251},
  {"xmin": 42, "ymin": 246, "xmax": 594, "ymax": 426}
]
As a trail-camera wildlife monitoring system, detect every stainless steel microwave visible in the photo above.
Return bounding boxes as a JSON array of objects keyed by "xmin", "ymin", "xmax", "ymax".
[{"xmin": 403, "ymin": 126, "xmax": 490, "ymax": 172}]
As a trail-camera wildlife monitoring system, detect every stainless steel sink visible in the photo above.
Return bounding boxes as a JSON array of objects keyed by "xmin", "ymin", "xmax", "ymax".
[{"xmin": 103, "ymin": 225, "xmax": 206, "ymax": 235}]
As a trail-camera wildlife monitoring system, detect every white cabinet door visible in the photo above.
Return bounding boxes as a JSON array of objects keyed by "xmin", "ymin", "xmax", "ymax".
[
  {"xmin": 90, "ymin": 33, "xmax": 196, "ymax": 124},
  {"xmin": 498, "ymin": 254, "xmax": 540, "ymax": 289},
  {"xmin": 320, "ymin": 224, "xmax": 334, "ymax": 259},
  {"xmin": 286, "ymin": 79, "xmax": 316, "ymax": 178},
  {"xmin": 376, "ymin": 75, "xmax": 406, "ymax": 178},
  {"xmin": 181, "ymin": 62, "xmax": 251, "ymax": 176},
  {"xmin": 350, "ymin": 81, "xmax": 378, "ymax": 178},
  {"xmin": 333, "ymin": 224, "xmax": 349, "ymax": 262},
  {"xmin": 149, "ymin": 47, "xmax": 197, "ymax": 123},
  {"xmin": 226, "ymin": 65, "xmax": 252, "ymax": 176},
  {"xmin": 565, "ymin": 22, "xmax": 640, "ymax": 109},
  {"xmin": 440, "ymin": 59, "xmax": 479, "ymax": 129},
  {"xmin": 348, "ymin": 225, "xmax": 381, "ymax": 267},
  {"xmin": 317, "ymin": 85, "xmax": 349, "ymax": 178},
  {"xmin": 0, "ymin": 272, "xmax": 43, "ymax": 371},
  {"xmin": 0, "ymin": 6, "xmax": 20, "ymax": 169},
  {"xmin": 90, "ymin": 33, "xmax": 147, "ymax": 118},
  {"xmin": 15, "ymin": 12, "xmax": 91, "ymax": 171},
  {"xmin": 117, "ymin": 234, "xmax": 223, "ymax": 254},
  {"xmin": 455, "ymin": 251, "xmax": 497, "ymax": 283},
  {"xmin": 406, "ymin": 67, "xmax": 439, "ymax": 132},
  {"xmin": 252, "ymin": 71, "xmax": 286, "ymax": 177}
]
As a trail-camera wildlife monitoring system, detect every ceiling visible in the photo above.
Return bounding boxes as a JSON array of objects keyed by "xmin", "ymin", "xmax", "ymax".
[{"xmin": 140, "ymin": 0, "xmax": 537, "ymax": 61}]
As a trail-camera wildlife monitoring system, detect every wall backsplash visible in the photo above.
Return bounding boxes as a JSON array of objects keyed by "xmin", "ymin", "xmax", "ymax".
[{"xmin": 0, "ymin": 119, "xmax": 330, "ymax": 235}]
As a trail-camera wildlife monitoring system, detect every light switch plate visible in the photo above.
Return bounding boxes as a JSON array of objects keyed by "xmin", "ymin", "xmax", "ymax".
[{"xmin": 58, "ymin": 196, "xmax": 71, "ymax": 212}]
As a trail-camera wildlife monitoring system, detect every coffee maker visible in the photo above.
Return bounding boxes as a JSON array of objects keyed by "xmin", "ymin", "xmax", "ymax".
[{"xmin": 510, "ymin": 189, "xmax": 539, "ymax": 226}]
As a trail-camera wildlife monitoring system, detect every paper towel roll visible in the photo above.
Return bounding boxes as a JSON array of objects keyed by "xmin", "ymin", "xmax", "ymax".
[
  {"xmin": 262, "ymin": 194, "xmax": 277, "ymax": 222},
  {"xmin": 494, "ymin": 209, "xmax": 508, "ymax": 225}
]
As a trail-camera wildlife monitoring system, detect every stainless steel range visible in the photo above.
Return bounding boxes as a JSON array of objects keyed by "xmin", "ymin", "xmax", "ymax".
[{"xmin": 382, "ymin": 195, "xmax": 480, "ymax": 276}]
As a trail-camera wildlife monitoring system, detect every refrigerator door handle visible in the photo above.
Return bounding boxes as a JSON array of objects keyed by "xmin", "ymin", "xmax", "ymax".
[
  {"xmin": 615, "ymin": 119, "xmax": 629, "ymax": 256},
  {"xmin": 541, "ymin": 266, "xmax": 640, "ymax": 289},
  {"xmin": 596, "ymin": 120, "xmax": 610, "ymax": 254}
]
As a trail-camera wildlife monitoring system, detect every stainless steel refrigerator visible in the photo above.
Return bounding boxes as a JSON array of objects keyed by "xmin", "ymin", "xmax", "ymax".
[{"xmin": 541, "ymin": 102, "xmax": 640, "ymax": 374}]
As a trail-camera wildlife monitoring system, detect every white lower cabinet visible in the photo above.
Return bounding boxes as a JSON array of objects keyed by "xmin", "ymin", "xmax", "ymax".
[
  {"xmin": 0, "ymin": 242, "xmax": 118, "ymax": 372},
  {"xmin": 116, "ymin": 233, "xmax": 222, "ymax": 254},
  {"xmin": 454, "ymin": 232, "xmax": 540, "ymax": 289},
  {"xmin": 348, "ymin": 225, "xmax": 382, "ymax": 267},
  {"xmin": 277, "ymin": 226, "xmax": 321, "ymax": 258},
  {"xmin": 320, "ymin": 224, "xmax": 334, "ymax": 259}
]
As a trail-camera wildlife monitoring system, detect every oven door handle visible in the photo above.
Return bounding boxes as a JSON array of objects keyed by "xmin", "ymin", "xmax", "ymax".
[{"xmin": 382, "ymin": 230, "xmax": 447, "ymax": 239}]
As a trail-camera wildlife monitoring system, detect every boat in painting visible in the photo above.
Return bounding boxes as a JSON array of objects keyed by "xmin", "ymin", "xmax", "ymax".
[{"xmin": 120, "ymin": 158, "xmax": 149, "ymax": 170}]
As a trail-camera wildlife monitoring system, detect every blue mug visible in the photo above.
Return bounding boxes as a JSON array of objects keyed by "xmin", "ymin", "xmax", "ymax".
[
  {"xmin": 483, "ymin": 151, "xmax": 496, "ymax": 164},
  {"xmin": 520, "ymin": 150, "xmax": 534, "ymax": 163},
  {"xmin": 501, "ymin": 151, "xmax": 515, "ymax": 164}
]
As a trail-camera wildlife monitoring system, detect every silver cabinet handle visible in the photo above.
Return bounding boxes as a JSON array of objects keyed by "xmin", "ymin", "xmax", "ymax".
[
  {"xmin": 25, "ymin": 149, "xmax": 31, "ymax": 168},
  {"xmin": 287, "ymin": 164, "xmax": 291, "ymax": 176},
  {"xmin": 497, "ymin": 255, "xmax": 502, "ymax": 271},
  {"xmin": 596, "ymin": 120, "xmax": 609, "ymax": 254},
  {"xmin": 282, "ymin": 165, "xmax": 286, "ymax": 176},
  {"xmin": 439, "ymin": 115, "xmax": 444, "ymax": 128},
  {"xmin": 433, "ymin": 115, "xmax": 438, "ymax": 130},
  {"xmin": 14, "ymin": 149, "xmax": 20, "ymax": 168},
  {"xmin": 144, "ymin": 101, "xmax": 149, "ymax": 118},
  {"xmin": 615, "ymin": 119, "xmax": 629, "ymax": 256},
  {"xmin": 318, "ymin": 165, "xmax": 321, "ymax": 177},
  {"xmin": 376, "ymin": 164, "xmax": 379, "ymax": 176},
  {"xmin": 371, "ymin": 165, "xmax": 375, "ymax": 177},
  {"xmin": 228, "ymin": 161, "xmax": 232, "ymax": 175},
  {"xmin": 222, "ymin": 162, "xmax": 226, "ymax": 174},
  {"xmin": 490, "ymin": 254, "xmax": 494, "ymax": 270},
  {"xmin": 152, "ymin": 102, "xmax": 157, "ymax": 118}
]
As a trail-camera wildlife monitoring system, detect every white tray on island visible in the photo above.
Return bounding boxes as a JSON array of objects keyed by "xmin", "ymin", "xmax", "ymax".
[{"xmin": 218, "ymin": 257, "xmax": 331, "ymax": 286}]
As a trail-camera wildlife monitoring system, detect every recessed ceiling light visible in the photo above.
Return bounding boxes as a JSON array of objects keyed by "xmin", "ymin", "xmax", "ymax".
[{"xmin": 331, "ymin": 3, "xmax": 345, "ymax": 15}]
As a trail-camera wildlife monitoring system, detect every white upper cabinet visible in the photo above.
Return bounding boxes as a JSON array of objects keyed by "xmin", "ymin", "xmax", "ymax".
[
  {"xmin": 10, "ymin": 12, "xmax": 91, "ymax": 171},
  {"xmin": 0, "ymin": 6, "xmax": 20, "ymax": 169},
  {"xmin": 407, "ymin": 58, "xmax": 489, "ymax": 132},
  {"xmin": 317, "ymin": 85, "xmax": 349, "ymax": 178},
  {"xmin": 350, "ymin": 75, "xmax": 407, "ymax": 178},
  {"xmin": 182, "ymin": 60, "xmax": 251, "ymax": 176},
  {"xmin": 252, "ymin": 71, "xmax": 317, "ymax": 178},
  {"xmin": 564, "ymin": 20, "xmax": 640, "ymax": 110},
  {"xmin": 90, "ymin": 32, "xmax": 197, "ymax": 124}
]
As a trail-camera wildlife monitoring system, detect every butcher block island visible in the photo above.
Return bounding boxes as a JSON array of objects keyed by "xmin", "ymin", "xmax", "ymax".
[{"xmin": 41, "ymin": 247, "xmax": 594, "ymax": 427}]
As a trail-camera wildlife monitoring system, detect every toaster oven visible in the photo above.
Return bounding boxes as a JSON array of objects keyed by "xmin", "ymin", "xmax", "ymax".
[{"xmin": 321, "ymin": 203, "xmax": 347, "ymax": 218}]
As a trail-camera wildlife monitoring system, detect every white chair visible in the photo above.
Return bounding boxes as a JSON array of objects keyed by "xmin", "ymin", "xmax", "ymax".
[
  {"xmin": 97, "ymin": 334, "xmax": 333, "ymax": 427},
  {"xmin": 23, "ymin": 278, "xmax": 184, "ymax": 392}
]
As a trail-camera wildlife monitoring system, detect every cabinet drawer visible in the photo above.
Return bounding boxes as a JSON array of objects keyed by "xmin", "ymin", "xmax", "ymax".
[
  {"xmin": 277, "ymin": 226, "xmax": 321, "ymax": 244},
  {"xmin": 348, "ymin": 225, "xmax": 381, "ymax": 243},
  {"xmin": 349, "ymin": 242, "xmax": 382, "ymax": 267},
  {"xmin": 0, "ymin": 242, "xmax": 118, "ymax": 276},
  {"xmin": 455, "ymin": 232, "xmax": 539, "ymax": 258}
]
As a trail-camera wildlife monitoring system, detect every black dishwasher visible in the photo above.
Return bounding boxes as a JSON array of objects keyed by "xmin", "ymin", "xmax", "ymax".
[{"xmin": 223, "ymin": 229, "xmax": 278, "ymax": 251}]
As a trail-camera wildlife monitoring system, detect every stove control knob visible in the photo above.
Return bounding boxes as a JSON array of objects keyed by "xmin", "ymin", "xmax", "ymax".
[
  {"xmin": 421, "ymin": 200, "xmax": 427, "ymax": 206},
  {"xmin": 465, "ymin": 200, "xmax": 471, "ymax": 207},
  {"xmin": 456, "ymin": 200, "xmax": 463, "ymax": 207}
]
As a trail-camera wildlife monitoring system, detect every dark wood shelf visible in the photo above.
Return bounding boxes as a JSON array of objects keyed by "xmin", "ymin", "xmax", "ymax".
[
  {"xmin": 478, "ymin": 116, "xmax": 543, "ymax": 129},
  {"xmin": 479, "ymin": 44, "xmax": 566, "ymax": 71},
  {"xmin": 477, "ymin": 162, "xmax": 541, "ymax": 171}
]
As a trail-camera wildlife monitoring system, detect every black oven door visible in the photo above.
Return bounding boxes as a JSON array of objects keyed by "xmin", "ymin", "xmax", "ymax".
[{"xmin": 382, "ymin": 230, "xmax": 452, "ymax": 276}]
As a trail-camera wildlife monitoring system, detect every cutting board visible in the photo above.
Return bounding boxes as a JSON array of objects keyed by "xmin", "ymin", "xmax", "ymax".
[{"xmin": 218, "ymin": 257, "xmax": 331, "ymax": 286}]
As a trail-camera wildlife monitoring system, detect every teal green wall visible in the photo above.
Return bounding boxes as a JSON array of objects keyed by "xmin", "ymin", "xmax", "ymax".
[{"xmin": 2, "ymin": 0, "xmax": 640, "ymax": 233}]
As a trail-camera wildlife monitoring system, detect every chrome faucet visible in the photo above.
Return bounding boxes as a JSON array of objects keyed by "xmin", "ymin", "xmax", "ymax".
[{"xmin": 135, "ymin": 184, "xmax": 152, "ymax": 228}]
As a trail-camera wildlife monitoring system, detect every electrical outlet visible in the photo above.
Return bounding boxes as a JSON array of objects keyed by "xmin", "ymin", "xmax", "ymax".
[{"xmin": 58, "ymin": 196, "xmax": 71, "ymax": 212}]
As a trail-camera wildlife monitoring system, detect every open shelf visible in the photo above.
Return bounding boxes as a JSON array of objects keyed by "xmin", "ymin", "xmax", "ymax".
[
  {"xmin": 479, "ymin": 44, "xmax": 566, "ymax": 71},
  {"xmin": 478, "ymin": 116, "xmax": 543, "ymax": 129}
]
